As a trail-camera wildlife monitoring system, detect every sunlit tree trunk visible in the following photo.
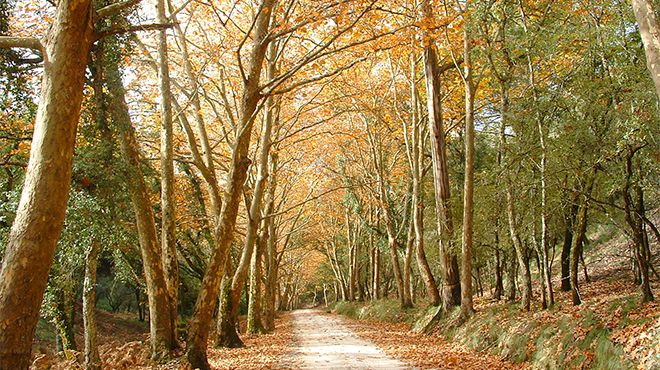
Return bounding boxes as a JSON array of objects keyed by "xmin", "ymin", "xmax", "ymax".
[
  {"xmin": 0, "ymin": 1, "xmax": 93, "ymax": 367},
  {"xmin": 156, "ymin": 0, "xmax": 179, "ymax": 342},
  {"xmin": 460, "ymin": 18, "xmax": 476, "ymax": 319},
  {"xmin": 631, "ymin": 0, "xmax": 660, "ymax": 97}
]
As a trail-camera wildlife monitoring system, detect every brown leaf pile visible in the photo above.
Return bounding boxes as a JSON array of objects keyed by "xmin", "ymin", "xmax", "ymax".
[{"xmin": 207, "ymin": 314, "xmax": 295, "ymax": 370}]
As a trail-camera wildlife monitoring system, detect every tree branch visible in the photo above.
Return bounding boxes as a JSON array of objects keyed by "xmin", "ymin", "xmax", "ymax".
[
  {"xmin": 95, "ymin": 23, "xmax": 175, "ymax": 41},
  {"xmin": 96, "ymin": 0, "xmax": 143, "ymax": 19},
  {"xmin": 0, "ymin": 36, "xmax": 43, "ymax": 53}
]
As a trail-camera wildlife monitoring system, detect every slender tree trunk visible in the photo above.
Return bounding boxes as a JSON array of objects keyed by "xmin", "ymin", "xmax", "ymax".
[
  {"xmin": 217, "ymin": 47, "xmax": 278, "ymax": 346},
  {"xmin": 406, "ymin": 53, "xmax": 440, "ymax": 306},
  {"xmin": 421, "ymin": 0, "xmax": 461, "ymax": 309},
  {"xmin": 107, "ymin": 50, "xmax": 173, "ymax": 359},
  {"xmin": 83, "ymin": 241, "xmax": 101, "ymax": 370},
  {"xmin": 460, "ymin": 22, "xmax": 476, "ymax": 319},
  {"xmin": 561, "ymin": 198, "xmax": 578, "ymax": 292},
  {"xmin": 373, "ymin": 247, "xmax": 381, "ymax": 300},
  {"xmin": 623, "ymin": 148, "xmax": 654, "ymax": 302},
  {"xmin": 0, "ymin": 2, "xmax": 93, "ymax": 367},
  {"xmin": 571, "ymin": 171, "xmax": 595, "ymax": 306},
  {"xmin": 403, "ymin": 207, "xmax": 415, "ymax": 307},
  {"xmin": 156, "ymin": 0, "xmax": 179, "ymax": 343},
  {"xmin": 262, "ymin": 153, "xmax": 279, "ymax": 331},
  {"xmin": 185, "ymin": 2, "xmax": 275, "ymax": 367}
]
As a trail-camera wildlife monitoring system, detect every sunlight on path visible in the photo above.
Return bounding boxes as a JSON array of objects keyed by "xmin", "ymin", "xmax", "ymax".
[{"xmin": 285, "ymin": 309, "xmax": 409, "ymax": 369}]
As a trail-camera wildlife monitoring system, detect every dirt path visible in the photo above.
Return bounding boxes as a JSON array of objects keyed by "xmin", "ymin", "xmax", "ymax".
[{"xmin": 286, "ymin": 309, "xmax": 409, "ymax": 369}]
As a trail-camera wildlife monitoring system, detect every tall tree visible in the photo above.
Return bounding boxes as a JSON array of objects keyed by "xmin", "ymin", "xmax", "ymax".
[
  {"xmin": 0, "ymin": 1, "xmax": 94, "ymax": 367},
  {"xmin": 420, "ymin": 0, "xmax": 461, "ymax": 309},
  {"xmin": 156, "ymin": 0, "xmax": 179, "ymax": 344},
  {"xmin": 631, "ymin": 0, "xmax": 660, "ymax": 97}
]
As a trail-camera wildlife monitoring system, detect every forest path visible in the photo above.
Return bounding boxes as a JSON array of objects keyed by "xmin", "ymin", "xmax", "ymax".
[{"xmin": 285, "ymin": 309, "xmax": 409, "ymax": 369}]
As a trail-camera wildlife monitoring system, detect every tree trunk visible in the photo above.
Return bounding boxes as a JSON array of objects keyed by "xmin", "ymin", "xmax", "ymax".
[
  {"xmin": 507, "ymin": 248, "xmax": 517, "ymax": 302},
  {"xmin": 403, "ymin": 208, "xmax": 415, "ymax": 307},
  {"xmin": 217, "ymin": 53, "xmax": 277, "ymax": 345},
  {"xmin": 561, "ymin": 197, "xmax": 578, "ymax": 292},
  {"xmin": 107, "ymin": 49, "xmax": 173, "ymax": 359},
  {"xmin": 421, "ymin": 0, "xmax": 461, "ymax": 309},
  {"xmin": 156, "ymin": 0, "xmax": 179, "ymax": 345},
  {"xmin": 185, "ymin": 2, "xmax": 275, "ymax": 367},
  {"xmin": 406, "ymin": 53, "xmax": 440, "ymax": 306},
  {"xmin": 247, "ymin": 228, "xmax": 266, "ymax": 334},
  {"xmin": 0, "ymin": 1, "xmax": 93, "ymax": 367},
  {"xmin": 372, "ymin": 247, "xmax": 381, "ymax": 300},
  {"xmin": 83, "ymin": 241, "xmax": 101, "ymax": 370},
  {"xmin": 571, "ymin": 171, "xmax": 596, "ymax": 306},
  {"xmin": 460, "ymin": 22, "xmax": 476, "ymax": 319},
  {"xmin": 262, "ymin": 152, "xmax": 279, "ymax": 331},
  {"xmin": 631, "ymin": 0, "xmax": 660, "ymax": 98},
  {"xmin": 623, "ymin": 148, "xmax": 654, "ymax": 302}
]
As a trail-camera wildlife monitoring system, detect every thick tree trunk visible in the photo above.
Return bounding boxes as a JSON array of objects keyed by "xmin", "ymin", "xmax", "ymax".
[
  {"xmin": 83, "ymin": 241, "xmax": 101, "ymax": 370},
  {"xmin": 0, "ymin": 2, "xmax": 93, "ymax": 367},
  {"xmin": 107, "ymin": 51, "xmax": 173, "ymax": 359},
  {"xmin": 185, "ymin": 2, "xmax": 275, "ymax": 367},
  {"xmin": 156, "ymin": 0, "xmax": 179, "ymax": 344},
  {"xmin": 631, "ymin": 0, "xmax": 660, "ymax": 97}
]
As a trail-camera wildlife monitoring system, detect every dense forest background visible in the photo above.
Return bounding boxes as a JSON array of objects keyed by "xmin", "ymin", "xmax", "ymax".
[{"xmin": 0, "ymin": 0, "xmax": 658, "ymax": 369}]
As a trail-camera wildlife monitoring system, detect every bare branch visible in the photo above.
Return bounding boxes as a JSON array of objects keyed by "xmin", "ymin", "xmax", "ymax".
[
  {"xmin": 0, "ymin": 36, "xmax": 43, "ymax": 53},
  {"xmin": 95, "ymin": 23, "xmax": 176, "ymax": 40},
  {"xmin": 96, "ymin": 0, "xmax": 143, "ymax": 19}
]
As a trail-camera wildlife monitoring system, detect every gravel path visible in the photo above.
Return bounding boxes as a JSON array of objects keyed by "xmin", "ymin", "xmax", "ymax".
[{"xmin": 285, "ymin": 309, "xmax": 409, "ymax": 369}]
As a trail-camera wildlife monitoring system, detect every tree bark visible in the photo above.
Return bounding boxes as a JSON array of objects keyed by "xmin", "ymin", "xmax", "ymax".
[
  {"xmin": 83, "ymin": 241, "xmax": 101, "ymax": 370},
  {"xmin": 631, "ymin": 0, "xmax": 660, "ymax": 98},
  {"xmin": 460, "ymin": 21, "xmax": 476, "ymax": 319},
  {"xmin": 156, "ymin": 0, "xmax": 179, "ymax": 344},
  {"xmin": 571, "ymin": 171, "xmax": 596, "ymax": 306},
  {"xmin": 561, "ymin": 195, "xmax": 578, "ymax": 292},
  {"xmin": 262, "ymin": 152, "xmax": 279, "ymax": 331},
  {"xmin": 403, "ymin": 52, "xmax": 441, "ymax": 307},
  {"xmin": 421, "ymin": 0, "xmax": 461, "ymax": 309},
  {"xmin": 0, "ymin": 1, "xmax": 93, "ymax": 367}
]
